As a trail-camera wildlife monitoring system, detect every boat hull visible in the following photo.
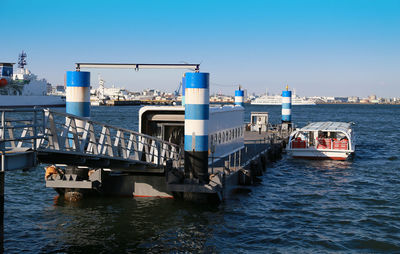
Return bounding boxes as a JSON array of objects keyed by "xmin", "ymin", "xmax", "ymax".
[
  {"xmin": 251, "ymin": 102, "xmax": 316, "ymax": 105},
  {"xmin": 287, "ymin": 149, "xmax": 353, "ymax": 160},
  {"xmin": 0, "ymin": 95, "xmax": 65, "ymax": 108}
]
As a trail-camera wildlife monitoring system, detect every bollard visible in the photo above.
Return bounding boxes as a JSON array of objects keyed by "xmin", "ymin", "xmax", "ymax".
[
  {"xmin": 66, "ymin": 71, "xmax": 90, "ymax": 130},
  {"xmin": 282, "ymin": 85, "xmax": 292, "ymax": 123},
  {"xmin": 184, "ymin": 72, "xmax": 209, "ymax": 183},
  {"xmin": 234, "ymin": 87, "xmax": 244, "ymax": 107}
]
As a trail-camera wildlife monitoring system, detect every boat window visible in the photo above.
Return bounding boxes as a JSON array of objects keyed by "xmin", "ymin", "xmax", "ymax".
[
  {"xmin": 336, "ymin": 132, "xmax": 346, "ymax": 140},
  {"xmin": 218, "ymin": 133, "xmax": 221, "ymax": 144},
  {"xmin": 251, "ymin": 116, "xmax": 257, "ymax": 125}
]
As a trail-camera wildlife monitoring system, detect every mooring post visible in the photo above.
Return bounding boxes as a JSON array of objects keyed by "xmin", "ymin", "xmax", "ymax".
[
  {"xmin": 65, "ymin": 71, "xmax": 91, "ymax": 201},
  {"xmin": 282, "ymin": 85, "xmax": 292, "ymax": 130},
  {"xmin": 234, "ymin": 86, "xmax": 244, "ymax": 107},
  {"xmin": 184, "ymin": 72, "xmax": 209, "ymax": 184},
  {"xmin": 66, "ymin": 71, "xmax": 91, "ymax": 131}
]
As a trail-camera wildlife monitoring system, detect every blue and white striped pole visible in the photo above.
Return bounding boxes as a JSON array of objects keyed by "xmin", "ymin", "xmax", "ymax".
[
  {"xmin": 181, "ymin": 74, "xmax": 186, "ymax": 106},
  {"xmin": 281, "ymin": 85, "xmax": 292, "ymax": 122},
  {"xmin": 184, "ymin": 72, "xmax": 209, "ymax": 183},
  {"xmin": 234, "ymin": 87, "xmax": 244, "ymax": 107},
  {"xmin": 66, "ymin": 71, "xmax": 90, "ymax": 129}
]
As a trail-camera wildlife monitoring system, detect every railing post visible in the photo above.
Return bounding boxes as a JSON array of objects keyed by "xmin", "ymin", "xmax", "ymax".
[
  {"xmin": 33, "ymin": 110, "xmax": 37, "ymax": 150},
  {"xmin": 0, "ymin": 111, "xmax": 4, "ymax": 252},
  {"xmin": 0, "ymin": 111, "xmax": 4, "ymax": 140},
  {"xmin": 157, "ymin": 142, "xmax": 161, "ymax": 167},
  {"xmin": 239, "ymin": 148, "xmax": 241, "ymax": 168},
  {"xmin": 42, "ymin": 109, "xmax": 47, "ymax": 135},
  {"xmin": 234, "ymin": 151, "xmax": 237, "ymax": 170},
  {"xmin": 1, "ymin": 111, "xmax": 5, "ymax": 172},
  {"xmin": 0, "ymin": 169, "xmax": 4, "ymax": 253}
]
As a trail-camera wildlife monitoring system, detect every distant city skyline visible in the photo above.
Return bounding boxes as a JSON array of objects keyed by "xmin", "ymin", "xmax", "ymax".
[{"xmin": 1, "ymin": 0, "xmax": 399, "ymax": 97}]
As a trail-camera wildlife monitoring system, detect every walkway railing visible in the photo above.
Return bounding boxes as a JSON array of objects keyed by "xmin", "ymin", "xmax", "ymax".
[
  {"xmin": 0, "ymin": 108, "xmax": 45, "ymax": 171},
  {"xmin": 1, "ymin": 108, "xmax": 183, "ymax": 170},
  {"xmin": 39, "ymin": 109, "xmax": 183, "ymax": 168},
  {"xmin": 0, "ymin": 108, "xmax": 45, "ymax": 150}
]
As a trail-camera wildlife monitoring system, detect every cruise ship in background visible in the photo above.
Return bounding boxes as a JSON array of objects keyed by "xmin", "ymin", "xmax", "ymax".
[
  {"xmin": 0, "ymin": 51, "xmax": 65, "ymax": 108},
  {"xmin": 251, "ymin": 88, "xmax": 316, "ymax": 105}
]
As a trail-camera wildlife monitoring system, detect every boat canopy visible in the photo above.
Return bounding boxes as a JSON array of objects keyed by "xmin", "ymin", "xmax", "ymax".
[{"xmin": 297, "ymin": 122, "xmax": 352, "ymax": 133}]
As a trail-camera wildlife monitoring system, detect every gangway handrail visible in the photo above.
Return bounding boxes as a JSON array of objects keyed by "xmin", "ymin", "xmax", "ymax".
[
  {"xmin": 1, "ymin": 108, "xmax": 184, "ymax": 170},
  {"xmin": 39, "ymin": 109, "xmax": 183, "ymax": 168},
  {"xmin": 0, "ymin": 108, "xmax": 45, "ymax": 113},
  {"xmin": 44, "ymin": 109, "xmax": 179, "ymax": 147},
  {"xmin": 1, "ymin": 109, "xmax": 44, "ymax": 150}
]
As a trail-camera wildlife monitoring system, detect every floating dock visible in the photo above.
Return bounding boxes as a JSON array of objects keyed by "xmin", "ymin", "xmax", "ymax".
[
  {"xmin": 0, "ymin": 107, "xmax": 289, "ymax": 203},
  {"xmin": 1, "ymin": 64, "xmax": 293, "ymax": 203}
]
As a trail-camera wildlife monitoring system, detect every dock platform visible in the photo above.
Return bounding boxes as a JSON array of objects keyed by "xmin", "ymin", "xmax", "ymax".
[
  {"xmin": 1, "ymin": 108, "xmax": 289, "ymax": 202},
  {"xmin": 166, "ymin": 130, "xmax": 286, "ymax": 201}
]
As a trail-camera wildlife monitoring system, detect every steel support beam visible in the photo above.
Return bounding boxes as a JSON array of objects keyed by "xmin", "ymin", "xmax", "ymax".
[{"xmin": 75, "ymin": 63, "xmax": 200, "ymax": 72}]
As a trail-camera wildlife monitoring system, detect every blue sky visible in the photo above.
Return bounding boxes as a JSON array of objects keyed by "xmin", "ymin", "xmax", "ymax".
[{"xmin": 1, "ymin": 0, "xmax": 399, "ymax": 97}]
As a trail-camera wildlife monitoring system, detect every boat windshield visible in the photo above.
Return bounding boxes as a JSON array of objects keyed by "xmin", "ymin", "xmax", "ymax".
[{"xmin": 291, "ymin": 130, "xmax": 349, "ymax": 150}]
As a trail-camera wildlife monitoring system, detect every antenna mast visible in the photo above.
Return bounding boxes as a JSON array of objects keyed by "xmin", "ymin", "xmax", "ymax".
[{"xmin": 18, "ymin": 51, "xmax": 27, "ymax": 69}]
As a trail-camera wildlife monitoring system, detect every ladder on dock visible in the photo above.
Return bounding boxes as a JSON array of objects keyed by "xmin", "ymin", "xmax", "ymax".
[{"xmin": 0, "ymin": 108, "xmax": 183, "ymax": 172}]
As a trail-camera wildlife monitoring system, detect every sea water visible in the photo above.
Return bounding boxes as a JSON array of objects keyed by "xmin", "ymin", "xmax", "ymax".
[{"xmin": 4, "ymin": 104, "xmax": 400, "ymax": 253}]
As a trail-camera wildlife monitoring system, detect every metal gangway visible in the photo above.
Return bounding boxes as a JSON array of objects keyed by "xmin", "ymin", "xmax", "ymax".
[{"xmin": 0, "ymin": 108, "xmax": 183, "ymax": 172}]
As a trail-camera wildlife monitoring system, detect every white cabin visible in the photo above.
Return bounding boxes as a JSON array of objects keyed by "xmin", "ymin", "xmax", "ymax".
[{"xmin": 138, "ymin": 105, "xmax": 244, "ymax": 163}]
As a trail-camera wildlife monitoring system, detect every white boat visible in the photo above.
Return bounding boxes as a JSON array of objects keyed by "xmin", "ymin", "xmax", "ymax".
[
  {"xmin": 251, "ymin": 91, "xmax": 316, "ymax": 105},
  {"xmin": 0, "ymin": 51, "xmax": 65, "ymax": 108},
  {"xmin": 286, "ymin": 122, "xmax": 355, "ymax": 160}
]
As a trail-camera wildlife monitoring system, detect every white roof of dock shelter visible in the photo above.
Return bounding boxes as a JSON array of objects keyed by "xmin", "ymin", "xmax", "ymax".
[{"xmin": 299, "ymin": 122, "xmax": 352, "ymax": 132}]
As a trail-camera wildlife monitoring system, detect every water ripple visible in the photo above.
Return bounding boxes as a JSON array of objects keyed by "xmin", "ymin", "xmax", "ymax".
[{"xmin": 4, "ymin": 105, "xmax": 400, "ymax": 253}]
